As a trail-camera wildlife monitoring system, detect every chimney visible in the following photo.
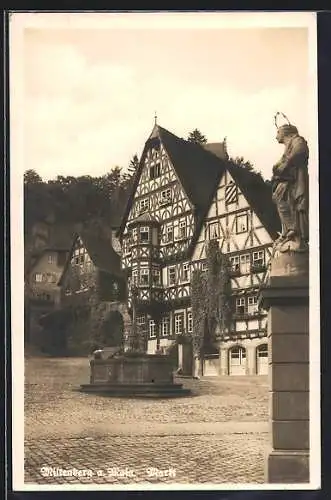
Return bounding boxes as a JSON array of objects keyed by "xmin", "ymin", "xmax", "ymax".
[{"xmin": 223, "ymin": 137, "xmax": 229, "ymax": 160}]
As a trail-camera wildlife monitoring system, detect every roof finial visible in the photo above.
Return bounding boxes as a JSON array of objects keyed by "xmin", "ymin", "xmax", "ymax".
[{"xmin": 154, "ymin": 111, "xmax": 157, "ymax": 125}]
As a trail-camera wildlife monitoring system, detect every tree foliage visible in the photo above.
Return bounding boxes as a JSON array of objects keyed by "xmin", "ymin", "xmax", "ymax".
[
  {"xmin": 230, "ymin": 156, "xmax": 264, "ymax": 179},
  {"xmin": 187, "ymin": 128, "xmax": 207, "ymax": 145},
  {"xmin": 191, "ymin": 241, "xmax": 232, "ymax": 361},
  {"xmin": 24, "ymin": 165, "xmax": 131, "ymax": 233}
]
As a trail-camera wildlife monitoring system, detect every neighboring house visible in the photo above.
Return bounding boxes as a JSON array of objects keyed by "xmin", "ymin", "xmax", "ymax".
[
  {"xmin": 57, "ymin": 226, "xmax": 129, "ymax": 353},
  {"xmin": 118, "ymin": 122, "xmax": 280, "ymax": 376},
  {"xmin": 25, "ymin": 223, "xmax": 73, "ymax": 348}
]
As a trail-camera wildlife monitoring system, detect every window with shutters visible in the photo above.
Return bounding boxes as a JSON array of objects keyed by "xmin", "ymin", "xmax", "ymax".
[{"xmin": 225, "ymin": 182, "xmax": 238, "ymax": 205}]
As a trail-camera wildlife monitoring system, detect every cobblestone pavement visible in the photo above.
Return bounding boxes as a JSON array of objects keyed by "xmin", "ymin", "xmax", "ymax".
[{"xmin": 24, "ymin": 357, "xmax": 269, "ymax": 486}]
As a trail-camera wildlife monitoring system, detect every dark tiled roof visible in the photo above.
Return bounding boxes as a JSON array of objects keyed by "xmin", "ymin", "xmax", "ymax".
[
  {"xmin": 118, "ymin": 125, "xmax": 227, "ymax": 236},
  {"xmin": 203, "ymin": 142, "xmax": 228, "ymax": 159},
  {"xmin": 157, "ymin": 126, "xmax": 227, "ymax": 213},
  {"xmin": 227, "ymin": 162, "xmax": 280, "ymax": 239},
  {"xmin": 129, "ymin": 212, "xmax": 159, "ymax": 226},
  {"xmin": 79, "ymin": 229, "xmax": 122, "ymax": 277},
  {"xmin": 47, "ymin": 224, "xmax": 74, "ymax": 251},
  {"xmin": 58, "ymin": 229, "xmax": 123, "ymax": 286},
  {"xmin": 118, "ymin": 124, "xmax": 280, "ymax": 241}
]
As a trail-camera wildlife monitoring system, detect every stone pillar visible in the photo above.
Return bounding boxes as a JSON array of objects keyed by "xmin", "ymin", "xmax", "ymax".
[
  {"xmin": 219, "ymin": 347, "xmax": 228, "ymax": 375},
  {"xmin": 259, "ymin": 251, "xmax": 309, "ymax": 483},
  {"xmin": 246, "ymin": 343, "xmax": 256, "ymax": 375},
  {"xmin": 178, "ymin": 344, "xmax": 183, "ymax": 370}
]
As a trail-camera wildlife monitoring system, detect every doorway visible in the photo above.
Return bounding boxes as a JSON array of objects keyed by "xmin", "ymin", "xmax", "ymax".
[{"xmin": 229, "ymin": 345, "xmax": 247, "ymax": 375}]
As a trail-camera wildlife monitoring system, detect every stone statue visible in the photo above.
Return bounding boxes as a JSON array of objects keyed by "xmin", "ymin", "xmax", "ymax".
[{"xmin": 271, "ymin": 113, "xmax": 309, "ymax": 253}]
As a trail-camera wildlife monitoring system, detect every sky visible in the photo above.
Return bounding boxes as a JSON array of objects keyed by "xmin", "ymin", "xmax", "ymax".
[{"xmin": 17, "ymin": 13, "xmax": 316, "ymax": 181}]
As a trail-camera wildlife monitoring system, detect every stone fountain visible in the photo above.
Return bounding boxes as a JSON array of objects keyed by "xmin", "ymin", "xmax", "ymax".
[{"xmin": 80, "ymin": 289, "xmax": 191, "ymax": 398}]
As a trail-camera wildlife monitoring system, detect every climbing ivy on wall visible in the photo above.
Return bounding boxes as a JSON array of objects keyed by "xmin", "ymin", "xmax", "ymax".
[{"xmin": 191, "ymin": 240, "xmax": 232, "ymax": 359}]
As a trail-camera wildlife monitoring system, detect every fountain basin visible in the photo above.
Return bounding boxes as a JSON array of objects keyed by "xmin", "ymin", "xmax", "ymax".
[{"xmin": 80, "ymin": 353, "xmax": 191, "ymax": 398}]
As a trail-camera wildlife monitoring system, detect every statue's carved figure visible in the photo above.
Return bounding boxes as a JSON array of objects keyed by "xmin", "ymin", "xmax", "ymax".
[{"xmin": 271, "ymin": 114, "xmax": 309, "ymax": 252}]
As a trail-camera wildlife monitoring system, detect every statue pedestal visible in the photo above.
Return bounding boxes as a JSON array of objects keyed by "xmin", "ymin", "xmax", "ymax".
[{"xmin": 260, "ymin": 251, "xmax": 309, "ymax": 483}]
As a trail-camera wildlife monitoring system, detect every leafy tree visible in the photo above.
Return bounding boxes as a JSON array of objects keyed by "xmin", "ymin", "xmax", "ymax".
[
  {"xmin": 128, "ymin": 154, "xmax": 139, "ymax": 177},
  {"xmin": 230, "ymin": 156, "xmax": 265, "ymax": 181},
  {"xmin": 231, "ymin": 156, "xmax": 254, "ymax": 171},
  {"xmin": 24, "ymin": 169, "xmax": 43, "ymax": 184},
  {"xmin": 187, "ymin": 129, "xmax": 207, "ymax": 145}
]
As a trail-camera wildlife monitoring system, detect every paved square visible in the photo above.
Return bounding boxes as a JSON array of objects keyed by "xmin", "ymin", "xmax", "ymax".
[{"xmin": 24, "ymin": 357, "xmax": 269, "ymax": 486}]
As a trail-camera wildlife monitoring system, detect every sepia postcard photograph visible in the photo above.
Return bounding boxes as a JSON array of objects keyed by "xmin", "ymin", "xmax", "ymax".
[{"xmin": 9, "ymin": 10, "xmax": 320, "ymax": 491}]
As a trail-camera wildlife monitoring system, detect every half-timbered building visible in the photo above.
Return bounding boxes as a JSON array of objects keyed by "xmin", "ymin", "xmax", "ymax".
[
  {"xmin": 56, "ymin": 224, "xmax": 129, "ymax": 353},
  {"xmin": 118, "ymin": 123, "xmax": 280, "ymax": 376}
]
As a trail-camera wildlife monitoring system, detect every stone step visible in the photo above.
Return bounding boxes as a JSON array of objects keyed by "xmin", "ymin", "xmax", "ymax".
[{"xmin": 79, "ymin": 383, "xmax": 192, "ymax": 398}]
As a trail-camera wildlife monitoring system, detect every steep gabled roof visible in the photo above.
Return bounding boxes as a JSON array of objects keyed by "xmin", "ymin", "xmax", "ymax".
[
  {"xmin": 158, "ymin": 126, "xmax": 227, "ymax": 211},
  {"xmin": 118, "ymin": 124, "xmax": 228, "ymax": 237},
  {"xmin": 58, "ymin": 229, "xmax": 123, "ymax": 286},
  {"xmin": 118, "ymin": 123, "xmax": 280, "ymax": 244}
]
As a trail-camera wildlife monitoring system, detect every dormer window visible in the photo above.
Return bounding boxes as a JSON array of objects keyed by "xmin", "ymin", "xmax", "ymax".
[
  {"xmin": 139, "ymin": 226, "xmax": 150, "ymax": 243},
  {"xmin": 160, "ymin": 189, "xmax": 172, "ymax": 206}
]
